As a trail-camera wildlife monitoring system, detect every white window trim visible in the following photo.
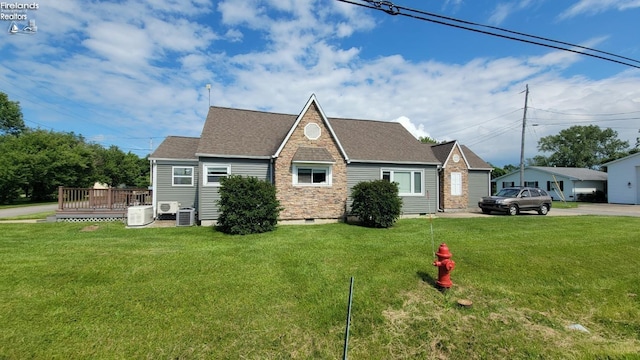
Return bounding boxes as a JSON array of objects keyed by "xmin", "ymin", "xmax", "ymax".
[
  {"xmin": 451, "ymin": 172, "xmax": 462, "ymax": 196},
  {"xmin": 203, "ymin": 163, "xmax": 231, "ymax": 187},
  {"xmin": 172, "ymin": 166, "xmax": 194, "ymax": 187},
  {"xmin": 381, "ymin": 168, "xmax": 424, "ymax": 196},
  {"xmin": 292, "ymin": 163, "xmax": 333, "ymax": 186}
]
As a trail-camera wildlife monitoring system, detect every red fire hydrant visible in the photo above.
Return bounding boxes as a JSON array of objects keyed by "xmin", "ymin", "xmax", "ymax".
[{"xmin": 433, "ymin": 243, "xmax": 455, "ymax": 289}]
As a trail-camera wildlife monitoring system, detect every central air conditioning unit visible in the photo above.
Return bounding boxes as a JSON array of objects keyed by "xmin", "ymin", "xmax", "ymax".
[
  {"xmin": 127, "ymin": 205, "xmax": 154, "ymax": 226},
  {"xmin": 157, "ymin": 201, "xmax": 179, "ymax": 215},
  {"xmin": 176, "ymin": 207, "xmax": 196, "ymax": 226}
]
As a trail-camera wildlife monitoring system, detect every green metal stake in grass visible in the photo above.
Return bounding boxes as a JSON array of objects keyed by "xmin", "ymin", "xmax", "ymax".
[{"xmin": 342, "ymin": 276, "xmax": 354, "ymax": 360}]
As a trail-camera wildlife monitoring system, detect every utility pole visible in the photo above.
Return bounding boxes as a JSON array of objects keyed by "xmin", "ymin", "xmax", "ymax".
[{"xmin": 519, "ymin": 84, "xmax": 529, "ymax": 187}]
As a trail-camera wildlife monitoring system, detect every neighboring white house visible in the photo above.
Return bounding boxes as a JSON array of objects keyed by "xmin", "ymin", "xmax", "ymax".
[
  {"xmin": 602, "ymin": 152, "xmax": 640, "ymax": 205},
  {"xmin": 492, "ymin": 167, "xmax": 607, "ymax": 202}
]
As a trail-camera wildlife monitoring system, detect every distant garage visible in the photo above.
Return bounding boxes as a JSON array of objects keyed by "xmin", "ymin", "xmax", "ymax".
[{"xmin": 602, "ymin": 152, "xmax": 640, "ymax": 205}]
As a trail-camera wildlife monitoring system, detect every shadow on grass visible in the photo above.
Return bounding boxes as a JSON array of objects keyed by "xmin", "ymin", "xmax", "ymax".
[{"xmin": 416, "ymin": 270, "xmax": 437, "ymax": 287}]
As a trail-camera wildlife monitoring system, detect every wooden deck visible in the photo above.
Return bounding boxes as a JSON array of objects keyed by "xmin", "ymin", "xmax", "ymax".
[{"xmin": 56, "ymin": 187, "xmax": 152, "ymax": 220}]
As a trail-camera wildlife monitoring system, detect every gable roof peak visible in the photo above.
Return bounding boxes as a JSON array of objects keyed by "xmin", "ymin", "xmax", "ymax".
[{"xmin": 273, "ymin": 94, "xmax": 349, "ymax": 162}]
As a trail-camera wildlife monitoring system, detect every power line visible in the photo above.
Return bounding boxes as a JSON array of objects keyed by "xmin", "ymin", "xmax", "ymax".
[
  {"xmin": 529, "ymin": 107, "xmax": 640, "ymax": 117},
  {"xmin": 336, "ymin": 0, "xmax": 640, "ymax": 69},
  {"xmin": 528, "ymin": 117, "xmax": 640, "ymax": 123}
]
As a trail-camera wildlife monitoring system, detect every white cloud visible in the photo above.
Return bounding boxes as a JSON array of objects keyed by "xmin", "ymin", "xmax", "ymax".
[
  {"xmin": 82, "ymin": 22, "xmax": 154, "ymax": 66},
  {"xmin": 488, "ymin": 0, "xmax": 537, "ymax": 25},
  {"xmin": 559, "ymin": 0, "xmax": 640, "ymax": 19},
  {"xmin": 394, "ymin": 116, "xmax": 432, "ymax": 140},
  {"xmin": 2, "ymin": 0, "xmax": 639, "ymax": 167}
]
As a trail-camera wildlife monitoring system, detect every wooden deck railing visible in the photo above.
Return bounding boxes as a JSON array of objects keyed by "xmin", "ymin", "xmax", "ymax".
[{"xmin": 57, "ymin": 186, "xmax": 152, "ymax": 213}]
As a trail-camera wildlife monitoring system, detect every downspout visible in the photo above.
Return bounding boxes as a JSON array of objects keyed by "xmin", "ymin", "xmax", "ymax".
[
  {"xmin": 151, "ymin": 160, "xmax": 158, "ymax": 217},
  {"xmin": 270, "ymin": 156, "xmax": 275, "ymax": 184},
  {"xmin": 437, "ymin": 164, "xmax": 442, "ymax": 212}
]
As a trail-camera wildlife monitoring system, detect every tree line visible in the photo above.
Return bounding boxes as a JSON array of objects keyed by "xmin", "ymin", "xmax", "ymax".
[{"xmin": 0, "ymin": 92, "xmax": 149, "ymax": 204}]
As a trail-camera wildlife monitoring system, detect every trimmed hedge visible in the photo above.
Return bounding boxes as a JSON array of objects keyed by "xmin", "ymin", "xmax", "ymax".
[
  {"xmin": 350, "ymin": 179, "xmax": 402, "ymax": 228},
  {"xmin": 216, "ymin": 175, "xmax": 282, "ymax": 235}
]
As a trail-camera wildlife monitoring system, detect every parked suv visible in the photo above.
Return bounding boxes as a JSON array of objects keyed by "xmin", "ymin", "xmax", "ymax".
[{"xmin": 478, "ymin": 187, "xmax": 552, "ymax": 216}]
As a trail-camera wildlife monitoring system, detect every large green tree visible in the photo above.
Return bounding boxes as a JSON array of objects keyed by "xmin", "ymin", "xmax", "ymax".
[
  {"xmin": 0, "ymin": 136, "xmax": 25, "ymax": 203},
  {"xmin": 419, "ymin": 136, "xmax": 440, "ymax": 144},
  {"xmin": 534, "ymin": 125, "xmax": 629, "ymax": 169},
  {"xmin": 10, "ymin": 129, "xmax": 96, "ymax": 201},
  {"xmin": 92, "ymin": 145, "xmax": 150, "ymax": 188},
  {"xmin": 0, "ymin": 92, "xmax": 26, "ymax": 136},
  {"xmin": 490, "ymin": 163, "xmax": 518, "ymax": 179}
]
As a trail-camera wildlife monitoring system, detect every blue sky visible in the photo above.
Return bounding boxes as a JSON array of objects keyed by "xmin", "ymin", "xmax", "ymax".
[{"xmin": 1, "ymin": 0, "xmax": 639, "ymax": 167}]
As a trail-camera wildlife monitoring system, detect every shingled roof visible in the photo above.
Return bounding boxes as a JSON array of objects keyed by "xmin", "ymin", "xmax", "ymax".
[
  {"xmin": 197, "ymin": 106, "xmax": 296, "ymax": 158},
  {"xmin": 150, "ymin": 136, "xmax": 199, "ymax": 160},
  {"xmin": 430, "ymin": 140, "xmax": 492, "ymax": 170},
  {"xmin": 189, "ymin": 102, "xmax": 440, "ymax": 164},
  {"xmin": 153, "ymin": 98, "xmax": 488, "ymax": 165},
  {"xmin": 330, "ymin": 117, "xmax": 439, "ymax": 163},
  {"xmin": 430, "ymin": 141, "xmax": 455, "ymax": 163},
  {"xmin": 529, "ymin": 166, "xmax": 607, "ymax": 181},
  {"xmin": 461, "ymin": 145, "xmax": 492, "ymax": 170}
]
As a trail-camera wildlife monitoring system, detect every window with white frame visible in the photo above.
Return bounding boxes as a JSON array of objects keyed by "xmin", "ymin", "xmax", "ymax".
[
  {"xmin": 451, "ymin": 172, "xmax": 462, "ymax": 196},
  {"xmin": 293, "ymin": 164, "xmax": 332, "ymax": 186},
  {"xmin": 203, "ymin": 164, "xmax": 230, "ymax": 186},
  {"xmin": 382, "ymin": 169, "xmax": 423, "ymax": 196},
  {"xmin": 172, "ymin": 166, "xmax": 194, "ymax": 186}
]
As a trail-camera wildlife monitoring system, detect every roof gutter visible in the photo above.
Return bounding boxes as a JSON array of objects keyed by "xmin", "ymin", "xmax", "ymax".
[
  {"xmin": 195, "ymin": 153, "xmax": 272, "ymax": 160},
  {"xmin": 347, "ymin": 159, "xmax": 441, "ymax": 166}
]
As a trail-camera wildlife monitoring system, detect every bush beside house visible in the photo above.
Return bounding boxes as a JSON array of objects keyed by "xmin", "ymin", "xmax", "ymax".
[
  {"xmin": 350, "ymin": 180, "xmax": 402, "ymax": 228},
  {"xmin": 216, "ymin": 175, "xmax": 282, "ymax": 235}
]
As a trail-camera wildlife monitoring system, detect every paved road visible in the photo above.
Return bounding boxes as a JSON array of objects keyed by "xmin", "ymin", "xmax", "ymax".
[
  {"xmin": 442, "ymin": 203, "xmax": 640, "ymax": 218},
  {"xmin": 0, "ymin": 204, "xmax": 58, "ymax": 219}
]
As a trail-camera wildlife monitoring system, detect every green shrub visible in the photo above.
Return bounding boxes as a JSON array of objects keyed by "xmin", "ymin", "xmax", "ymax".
[
  {"xmin": 350, "ymin": 179, "xmax": 402, "ymax": 228},
  {"xmin": 216, "ymin": 175, "xmax": 282, "ymax": 235}
]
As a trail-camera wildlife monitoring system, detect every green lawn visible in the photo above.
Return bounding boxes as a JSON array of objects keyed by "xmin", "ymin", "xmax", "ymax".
[{"xmin": 1, "ymin": 217, "xmax": 639, "ymax": 359}]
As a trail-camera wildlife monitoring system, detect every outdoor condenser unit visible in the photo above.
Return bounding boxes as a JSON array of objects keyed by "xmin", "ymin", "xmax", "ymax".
[
  {"xmin": 176, "ymin": 207, "xmax": 196, "ymax": 226},
  {"xmin": 127, "ymin": 205, "xmax": 154, "ymax": 226},
  {"xmin": 157, "ymin": 201, "xmax": 179, "ymax": 215}
]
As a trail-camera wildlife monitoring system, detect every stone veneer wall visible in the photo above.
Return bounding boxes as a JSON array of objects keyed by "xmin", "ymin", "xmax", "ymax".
[
  {"xmin": 274, "ymin": 103, "xmax": 347, "ymax": 220},
  {"xmin": 440, "ymin": 147, "xmax": 469, "ymax": 211}
]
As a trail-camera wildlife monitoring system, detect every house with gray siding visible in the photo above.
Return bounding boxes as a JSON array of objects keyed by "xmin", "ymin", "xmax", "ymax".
[
  {"xmin": 431, "ymin": 141, "xmax": 493, "ymax": 211},
  {"xmin": 149, "ymin": 95, "xmax": 491, "ymax": 225}
]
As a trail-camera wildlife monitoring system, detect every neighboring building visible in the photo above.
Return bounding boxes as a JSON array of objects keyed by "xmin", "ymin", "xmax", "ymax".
[
  {"xmin": 431, "ymin": 141, "xmax": 492, "ymax": 211},
  {"xmin": 149, "ymin": 95, "xmax": 491, "ymax": 225},
  {"xmin": 602, "ymin": 152, "xmax": 640, "ymax": 205},
  {"xmin": 492, "ymin": 166, "xmax": 607, "ymax": 202}
]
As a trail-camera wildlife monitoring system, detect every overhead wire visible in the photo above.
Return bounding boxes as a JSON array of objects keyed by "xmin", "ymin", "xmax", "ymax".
[
  {"xmin": 335, "ymin": 0, "xmax": 640, "ymax": 69},
  {"xmin": 464, "ymin": 118, "xmax": 523, "ymax": 147},
  {"xmin": 529, "ymin": 107, "xmax": 640, "ymax": 117}
]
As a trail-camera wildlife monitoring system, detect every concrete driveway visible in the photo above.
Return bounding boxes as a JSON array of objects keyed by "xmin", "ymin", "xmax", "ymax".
[
  {"xmin": 549, "ymin": 203, "xmax": 640, "ymax": 217},
  {"xmin": 441, "ymin": 203, "xmax": 640, "ymax": 218},
  {"xmin": 0, "ymin": 203, "xmax": 58, "ymax": 219}
]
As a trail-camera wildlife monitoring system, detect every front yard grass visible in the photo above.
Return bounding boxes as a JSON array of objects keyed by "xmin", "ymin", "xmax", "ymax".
[{"xmin": 1, "ymin": 216, "xmax": 639, "ymax": 359}]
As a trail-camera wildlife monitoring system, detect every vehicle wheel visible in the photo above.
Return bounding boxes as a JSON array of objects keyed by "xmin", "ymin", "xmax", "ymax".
[
  {"xmin": 508, "ymin": 204, "xmax": 519, "ymax": 216},
  {"xmin": 538, "ymin": 204, "xmax": 549, "ymax": 215},
  {"xmin": 481, "ymin": 208, "xmax": 491, "ymax": 214}
]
